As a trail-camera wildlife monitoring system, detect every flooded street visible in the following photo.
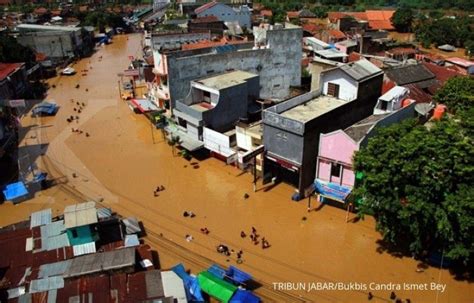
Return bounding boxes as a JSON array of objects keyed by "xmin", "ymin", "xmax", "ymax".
[{"xmin": 1, "ymin": 34, "xmax": 472, "ymax": 302}]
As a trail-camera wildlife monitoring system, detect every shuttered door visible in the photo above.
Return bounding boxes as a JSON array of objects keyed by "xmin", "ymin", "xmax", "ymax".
[{"xmin": 327, "ymin": 83, "xmax": 340, "ymax": 98}]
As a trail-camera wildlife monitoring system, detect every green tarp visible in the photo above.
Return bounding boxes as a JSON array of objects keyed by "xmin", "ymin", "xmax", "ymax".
[{"xmin": 198, "ymin": 271, "xmax": 237, "ymax": 303}]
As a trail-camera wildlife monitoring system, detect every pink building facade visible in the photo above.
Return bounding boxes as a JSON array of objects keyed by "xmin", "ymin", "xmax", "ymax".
[{"xmin": 316, "ymin": 131, "xmax": 357, "ymax": 188}]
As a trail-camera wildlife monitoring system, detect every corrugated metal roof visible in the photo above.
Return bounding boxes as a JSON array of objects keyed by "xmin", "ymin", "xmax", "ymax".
[
  {"xmin": 25, "ymin": 237, "xmax": 33, "ymax": 251},
  {"xmin": 47, "ymin": 289, "xmax": 57, "ymax": 303},
  {"xmin": 64, "ymin": 202, "xmax": 98, "ymax": 228},
  {"xmin": 7, "ymin": 286, "xmax": 26, "ymax": 299},
  {"xmin": 340, "ymin": 59, "xmax": 382, "ymax": 81},
  {"xmin": 72, "ymin": 242, "xmax": 97, "ymax": 257},
  {"xmin": 30, "ymin": 209, "xmax": 52, "ymax": 228},
  {"xmin": 18, "ymin": 293, "xmax": 32, "ymax": 303},
  {"xmin": 29, "ymin": 276, "xmax": 64, "ymax": 293},
  {"xmin": 41, "ymin": 220, "xmax": 70, "ymax": 251},
  {"xmin": 124, "ymin": 234, "xmax": 140, "ymax": 247},
  {"xmin": 161, "ymin": 271, "xmax": 187, "ymax": 303},
  {"xmin": 97, "ymin": 207, "xmax": 112, "ymax": 219},
  {"xmin": 122, "ymin": 217, "xmax": 141, "ymax": 234},
  {"xmin": 38, "ymin": 260, "xmax": 71, "ymax": 279},
  {"xmin": 64, "ymin": 247, "xmax": 135, "ymax": 278},
  {"xmin": 145, "ymin": 270, "xmax": 164, "ymax": 298}
]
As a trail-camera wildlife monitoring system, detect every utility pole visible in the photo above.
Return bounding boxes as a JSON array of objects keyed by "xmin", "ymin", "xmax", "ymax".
[
  {"xmin": 117, "ymin": 80, "xmax": 122, "ymax": 100},
  {"xmin": 253, "ymin": 156, "xmax": 257, "ymax": 192}
]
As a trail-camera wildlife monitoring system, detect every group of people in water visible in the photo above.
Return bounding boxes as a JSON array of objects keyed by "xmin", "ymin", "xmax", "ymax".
[{"xmin": 241, "ymin": 227, "xmax": 271, "ymax": 249}]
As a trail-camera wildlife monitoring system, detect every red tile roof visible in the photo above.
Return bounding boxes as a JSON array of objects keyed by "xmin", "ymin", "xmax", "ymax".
[
  {"xmin": 368, "ymin": 20, "xmax": 394, "ymax": 30},
  {"xmin": 326, "ymin": 29, "xmax": 346, "ymax": 40},
  {"xmin": 35, "ymin": 53, "xmax": 47, "ymax": 62},
  {"xmin": 195, "ymin": 1, "xmax": 219, "ymax": 15},
  {"xmin": 366, "ymin": 10, "xmax": 394, "ymax": 21},
  {"xmin": 328, "ymin": 11, "xmax": 368, "ymax": 22},
  {"xmin": 191, "ymin": 15, "xmax": 220, "ymax": 23},
  {"xmin": 422, "ymin": 62, "xmax": 464, "ymax": 84},
  {"xmin": 0, "ymin": 63, "xmax": 23, "ymax": 81},
  {"xmin": 302, "ymin": 23, "xmax": 322, "ymax": 35},
  {"xmin": 287, "ymin": 11, "xmax": 299, "ymax": 19},
  {"xmin": 405, "ymin": 83, "xmax": 433, "ymax": 103},
  {"xmin": 260, "ymin": 9, "xmax": 272, "ymax": 17}
]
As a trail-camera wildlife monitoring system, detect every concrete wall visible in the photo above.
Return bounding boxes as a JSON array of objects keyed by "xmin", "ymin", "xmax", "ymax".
[
  {"xmin": 203, "ymin": 82, "xmax": 249, "ymax": 132},
  {"xmin": 320, "ymin": 68, "xmax": 358, "ymax": 101},
  {"xmin": 308, "ymin": 62, "xmax": 337, "ymax": 92},
  {"xmin": 152, "ymin": 32, "xmax": 211, "ymax": 50},
  {"xmin": 167, "ymin": 27, "xmax": 302, "ymax": 108},
  {"xmin": 197, "ymin": 3, "xmax": 251, "ymax": 28},
  {"xmin": 319, "ymin": 131, "xmax": 357, "ymax": 165},
  {"xmin": 18, "ymin": 31, "xmax": 75, "ymax": 60}
]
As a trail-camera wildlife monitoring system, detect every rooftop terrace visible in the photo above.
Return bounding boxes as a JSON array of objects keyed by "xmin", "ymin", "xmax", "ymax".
[
  {"xmin": 194, "ymin": 70, "xmax": 258, "ymax": 91},
  {"xmin": 281, "ymin": 95, "xmax": 346, "ymax": 123}
]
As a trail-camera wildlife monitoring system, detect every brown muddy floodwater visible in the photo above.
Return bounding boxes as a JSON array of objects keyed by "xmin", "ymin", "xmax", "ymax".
[{"xmin": 1, "ymin": 34, "xmax": 472, "ymax": 302}]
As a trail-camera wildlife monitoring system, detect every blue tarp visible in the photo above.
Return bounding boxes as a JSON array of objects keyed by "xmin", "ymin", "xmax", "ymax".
[
  {"xmin": 2, "ymin": 181, "xmax": 28, "ymax": 200},
  {"xmin": 230, "ymin": 289, "xmax": 260, "ymax": 303},
  {"xmin": 314, "ymin": 179, "xmax": 352, "ymax": 202},
  {"xmin": 226, "ymin": 266, "xmax": 252, "ymax": 284},
  {"xmin": 172, "ymin": 263, "xmax": 205, "ymax": 302},
  {"xmin": 32, "ymin": 102, "xmax": 58, "ymax": 116},
  {"xmin": 208, "ymin": 264, "xmax": 226, "ymax": 279}
]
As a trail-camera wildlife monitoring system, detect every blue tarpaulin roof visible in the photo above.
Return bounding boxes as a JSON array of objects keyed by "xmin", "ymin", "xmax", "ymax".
[
  {"xmin": 172, "ymin": 263, "xmax": 205, "ymax": 302},
  {"xmin": 230, "ymin": 289, "xmax": 260, "ymax": 303},
  {"xmin": 2, "ymin": 181, "xmax": 28, "ymax": 200},
  {"xmin": 226, "ymin": 266, "xmax": 252, "ymax": 284}
]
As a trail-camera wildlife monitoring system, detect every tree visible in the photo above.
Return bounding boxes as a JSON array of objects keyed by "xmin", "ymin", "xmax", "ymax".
[
  {"xmin": 0, "ymin": 35, "xmax": 36, "ymax": 68},
  {"xmin": 353, "ymin": 118, "xmax": 474, "ymax": 264},
  {"xmin": 391, "ymin": 7, "xmax": 414, "ymax": 33},
  {"xmin": 311, "ymin": 6, "xmax": 328, "ymax": 18},
  {"xmin": 433, "ymin": 77, "xmax": 474, "ymax": 114}
]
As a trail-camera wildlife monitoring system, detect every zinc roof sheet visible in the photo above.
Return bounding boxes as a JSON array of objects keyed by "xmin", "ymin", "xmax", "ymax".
[
  {"xmin": 124, "ymin": 234, "xmax": 140, "ymax": 247},
  {"xmin": 340, "ymin": 59, "xmax": 382, "ymax": 81},
  {"xmin": 145, "ymin": 270, "xmax": 164, "ymax": 299},
  {"xmin": 122, "ymin": 217, "xmax": 141, "ymax": 234},
  {"xmin": 47, "ymin": 289, "xmax": 57, "ymax": 303},
  {"xmin": 38, "ymin": 260, "xmax": 72, "ymax": 279},
  {"xmin": 64, "ymin": 202, "xmax": 97, "ymax": 228},
  {"xmin": 29, "ymin": 276, "xmax": 64, "ymax": 293},
  {"xmin": 30, "ymin": 209, "xmax": 52, "ymax": 228},
  {"xmin": 161, "ymin": 271, "xmax": 187, "ymax": 303},
  {"xmin": 97, "ymin": 208, "xmax": 112, "ymax": 219},
  {"xmin": 64, "ymin": 247, "xmax": 135, "ymax": 278},
  {"xmin": 72, "ymin": 242, "xmax": 97, "ymax": 257}
]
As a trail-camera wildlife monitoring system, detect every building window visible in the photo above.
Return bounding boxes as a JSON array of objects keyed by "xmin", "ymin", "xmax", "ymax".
[
  {"xmin": 71, "ymin": 229, "xmax": 78, "ymax": 238},
  {"xmin": 327, "ymin": 82, "xmax": 340, "ymax": 98},
  {"xmin": 178, "ymin": 117, "xmax": 187, "ymax": 128},
  {"xmin": 331, "ymin": 163, "xmax": 341, "ymax": 178},
  {"xmin": 203, "ymin": 90, "xmax": 211, "ymax": 103},
  {"xmin": 380, "ymin": 100, "xmax": 388, "ymax": 111}
]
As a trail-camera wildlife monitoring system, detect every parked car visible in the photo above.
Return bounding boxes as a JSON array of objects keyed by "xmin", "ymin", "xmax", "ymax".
[{"xmin": 61, "ymin": 67, "xmax": 76, "ymax": 75}]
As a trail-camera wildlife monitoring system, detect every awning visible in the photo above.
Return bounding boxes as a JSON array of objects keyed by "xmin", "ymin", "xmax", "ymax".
[
  {"xmin": 314, "ymin": 179, "xmax": 352, "ymax": 203},
  {"xmin": 165, "ymin": 125, "xmax": 204, "ymax": 151},
  {"xmin": 131, "ymin": 99, "xmax": 159, "ymax": 113},
  {"xmin": 198, "ymin": 271, "xmax": 237, "ymax": 303}
]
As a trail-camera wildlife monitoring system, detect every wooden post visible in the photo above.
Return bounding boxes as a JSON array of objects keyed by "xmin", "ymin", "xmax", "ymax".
[
  {"xmin": 307, "ymin": 194, "xmax": 311, "ymax": 212},
  {"xmin": 253, "ymin": 156, "xmax": 257, "ymax": 192},
  {"xmin": 345, "ymin": 202, "xmax": 353, "ymax": 223}
]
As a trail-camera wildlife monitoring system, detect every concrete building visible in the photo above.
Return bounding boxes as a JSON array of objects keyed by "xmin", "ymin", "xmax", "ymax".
[
  {"xmin": 235, "ymin": 121, "xmax": 263, "ymax": 175},
  {"xmin": 308, "ymin": 57, "xmax": 344, "ymax": 92},
  {"xmin": 16, "ymin": 24, "xmax": 94, "ymax": 64},
  {"xmin": 0, "ymin": 62, "xmax": 27, "ymax": 100},
  {"xmin": 195, "ymin": 1, "xmax": 251, "ymax": 29},
  {"xmin": 262, "ymin": 59, "xmax": 383, "ymax": 196},
  {"xmin": 169, "ymin": 70, "xmax": 259, "ymax": 156},
  {"xmin": 149, "ymin": 31, "xmax": 212, "ymax": 109},
  {"xmin": 166, "ymin": 23, "xmax": 302, "ymax": 109},
  {"xmin": 315, "ymin": 99, "xmax": 416, "ymax": 203}
]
